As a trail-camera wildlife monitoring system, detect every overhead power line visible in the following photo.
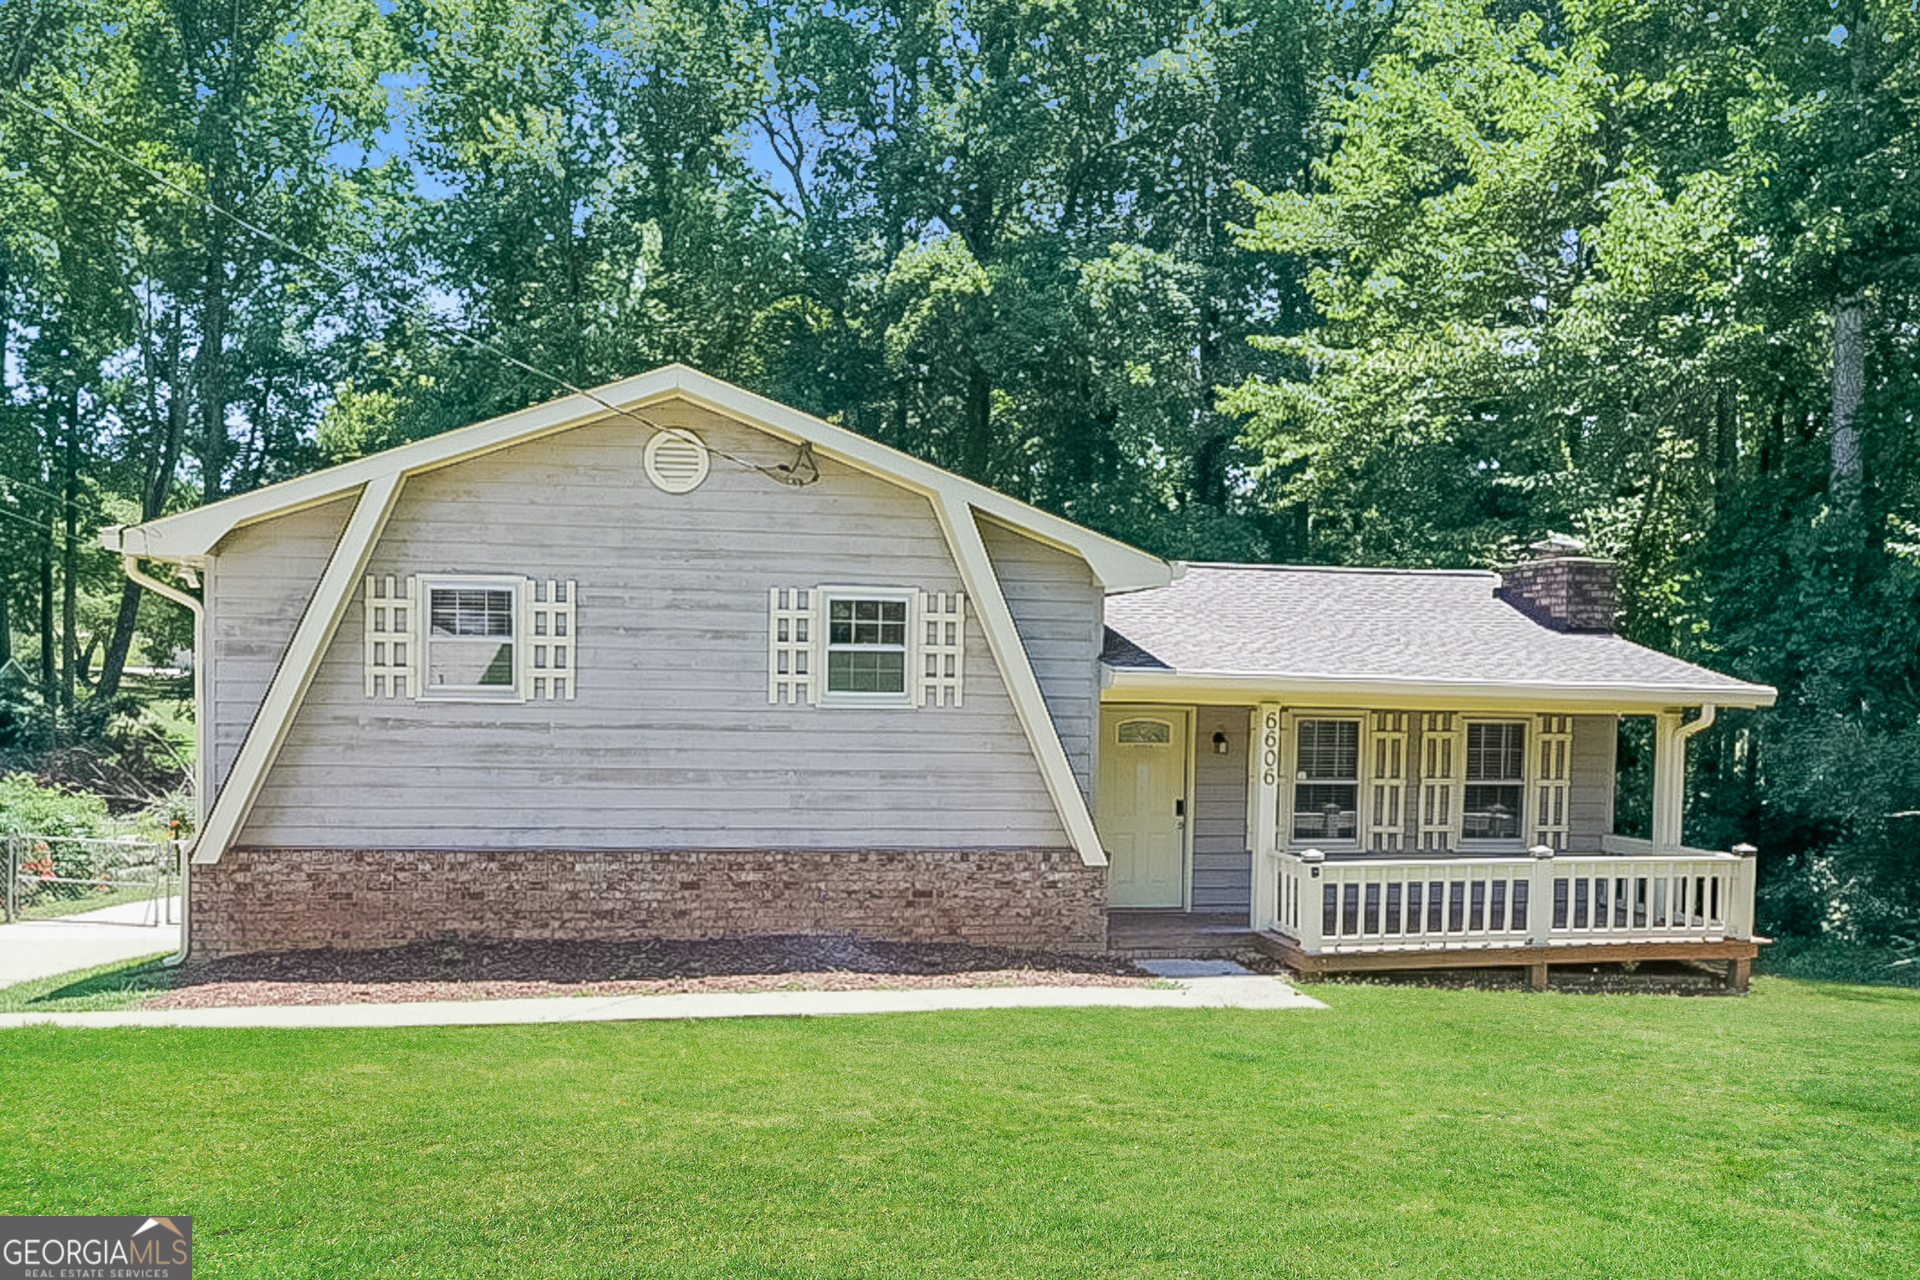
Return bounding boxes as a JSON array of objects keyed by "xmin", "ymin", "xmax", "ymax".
[
  {"xmin": 0, "ymin": 87, "xmax": 819, "ymax": 489},
  {"xmin": 0, "ymin": 472, "xmax": 75, "ymax": 508}
]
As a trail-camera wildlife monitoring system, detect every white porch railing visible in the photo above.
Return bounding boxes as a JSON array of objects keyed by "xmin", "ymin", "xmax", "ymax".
[{"xmin": 1269, "ymin": 840, "xmax": 1757, "ymax": 955}]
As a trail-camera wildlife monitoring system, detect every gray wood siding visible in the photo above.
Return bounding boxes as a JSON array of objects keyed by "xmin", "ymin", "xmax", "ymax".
[
  {"xmin": 1191, "ymin": 705, "xmax": 1252, "ymax": 911},
  {"xmin": 217, "ymin": 401, "xmax": 1076, "ymax": 850},
  {"xmin": 1567, "ymin": 713, "xmax": 1617, "ymax": 852},
  {"xmin": 978, "ymin": 519, "xmax": 1102, "ymax": 801},
  {"xmin": 206, "ymin": 496, "xmax": 356, "ymax": 794}
]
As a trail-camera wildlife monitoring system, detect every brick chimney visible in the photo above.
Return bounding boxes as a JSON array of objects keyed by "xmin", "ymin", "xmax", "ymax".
[{"xmin": 1497, "ymin": 534, "xmax": 1619, "ymax": 633}]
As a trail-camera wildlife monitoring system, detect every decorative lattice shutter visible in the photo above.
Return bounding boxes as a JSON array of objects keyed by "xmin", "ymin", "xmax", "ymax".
[
  {"xmin": 524, "ymin": 579, "xmax": 578, "ymax": 701},
  {"xmin": 916, "ymin": 591, "xmax": 966, "ymax": 707},
  {"xmin": 1531, "ymin": 713, "xmax": 1573, "ymax": 850},
  {"xmin": 1367, "ymin": 711, "xmax": 1410, "ymax": 851},
  {"xmin": 363, "ymin": 574, "xmax": 416, "ymax": 699},
  {"xmin": 768, "ymin": 587, "xmax": 818, "ymax": 705},
  {"xmin": 1417, "ymin": 711, "xmax": 1465, "ymax": 851}
]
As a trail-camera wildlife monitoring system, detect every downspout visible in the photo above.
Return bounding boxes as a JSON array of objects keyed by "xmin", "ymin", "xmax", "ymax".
[
  {"xmin": 121, "ymin": 553, "xmax": 201, "ymax": 968},
  {"xmin": 1677, "ymin": 703, "xmax": 1717, "ymax": 743},
  {"xmin": 1653, "ymin": 704, "xmax": 1716, "ymax": 852}
]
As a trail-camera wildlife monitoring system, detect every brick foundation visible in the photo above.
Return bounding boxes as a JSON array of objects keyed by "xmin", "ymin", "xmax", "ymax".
[{"xmin": 190, "ymin": 847, "xmax": 1108, "ymax": 957}]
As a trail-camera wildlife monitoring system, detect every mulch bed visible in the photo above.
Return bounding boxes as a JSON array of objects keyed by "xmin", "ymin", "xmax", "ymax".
[{"xmin": 141, "ymin": 935, "xmax": 1152, "ymax": 1009}]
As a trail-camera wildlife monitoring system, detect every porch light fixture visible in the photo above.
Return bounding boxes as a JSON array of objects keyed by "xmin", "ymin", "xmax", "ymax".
[{"xmin": 1212, "ymin": 731, "xmax": 1229, "ymax": 755}]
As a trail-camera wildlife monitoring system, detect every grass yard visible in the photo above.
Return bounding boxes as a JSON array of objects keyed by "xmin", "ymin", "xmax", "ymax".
[{"xmin": 2, "ymin": 978, "xmax": 1916, "ymax": 1278}]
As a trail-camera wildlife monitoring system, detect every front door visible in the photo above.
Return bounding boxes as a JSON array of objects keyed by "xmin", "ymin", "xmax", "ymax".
[{"xmin": 1097, "ymin": 709, "xmax": 1189, "ymax": 908}]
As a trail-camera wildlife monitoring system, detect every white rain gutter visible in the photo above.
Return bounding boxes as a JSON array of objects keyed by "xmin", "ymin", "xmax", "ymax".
[
  {"xmin": 1677, "ymin": 702, "xmax": 1718, "ymax": 745},
  {"xmin": 121, "ymin": 554, "xmax": 200, "ymax": 968},
  {"xmin": 1651, "ymin": 703, "xmax": 1717, "ymax": 852}
]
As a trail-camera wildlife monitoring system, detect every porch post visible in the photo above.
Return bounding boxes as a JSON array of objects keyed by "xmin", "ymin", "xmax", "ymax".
[
  {"xmin": 1249, "ymin": 703, "xmax": 1283, "ymax": 930},
  {"xmin": 1296, "ymin": 848, "xmax": 1325, "ymax": 953},
  {"xmin": 1729, "ymin": 842, "xmax": 1758, "ymax": 940},
  {"xmin": 1650, "ymin": 710, "xmax": 1684, "ymax": 851},
  {"xmin": 1525, "ymin": 845, "xmax": 1557, "ymax": 944},
  {"xmin": 1525, "ymin": 845, "xmax": 1557, "ymax": 989},
  {"xmin": 1652, "ymin": 705, "xmax": 1716, "ymax": 851}
]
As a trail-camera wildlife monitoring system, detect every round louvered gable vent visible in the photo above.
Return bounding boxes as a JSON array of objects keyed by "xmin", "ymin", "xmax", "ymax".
[{"xmin": 643, "ymin": 429, "xmax": 710, "ymax": 494}]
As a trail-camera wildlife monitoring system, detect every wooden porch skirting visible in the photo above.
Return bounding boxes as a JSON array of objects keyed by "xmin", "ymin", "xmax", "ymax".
[
  {"xmin": 191, "ymin": 847, "xmax": 1107, "ymax": 958},
  {"xmin": 1255, "ymin": 934, "xmax": 1763, "ymax": 992}
]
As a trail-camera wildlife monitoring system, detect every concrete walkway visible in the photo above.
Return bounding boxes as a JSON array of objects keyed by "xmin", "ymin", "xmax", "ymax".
[
  {"xmin": 0, "ymin": 897, "xmax": 180, "ymax": 986},
  {"xmin": 0, "ymin": 973, "xmax": 1325, "ymax": 1030}
]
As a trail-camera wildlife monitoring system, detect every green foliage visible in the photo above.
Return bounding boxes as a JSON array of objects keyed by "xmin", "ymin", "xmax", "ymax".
[
  {"xmin": 0, "ymin": 771, "xmax": 108, "ymax": 837},
  {"xmin": 1760, "ymin": 935, "xmax": 1920, "ymax": 989},
  {"xmin": 1231, "ymin": 0, "xmax": 1920, "ymax": 941}
]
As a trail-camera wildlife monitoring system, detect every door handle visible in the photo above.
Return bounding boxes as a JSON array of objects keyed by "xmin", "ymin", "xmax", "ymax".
[{"xmin": 1174, "ymin": 798, "xmax": 1185, "ymax": 818}]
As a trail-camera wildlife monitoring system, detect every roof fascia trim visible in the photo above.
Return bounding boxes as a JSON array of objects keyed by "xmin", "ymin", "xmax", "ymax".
[
  {"xmin": 664, "ymin": 371, "xmax": 1168, "ymax": 591},
  {"xmin": 104, "ymin": 368, "xmax": 686, "ymax": 561},
  {"xmin": 105, "ymin": 364, "xmax": 1173, "ymax": 591},
  {"xmin": 1102, "ymin": 667, "xmax": 1778, "ymax": 709}
]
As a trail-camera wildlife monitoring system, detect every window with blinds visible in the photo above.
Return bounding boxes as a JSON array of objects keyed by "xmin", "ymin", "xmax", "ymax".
[
  {"xmin": 421, "ymin": 578, "xmax": 519, "ymax": 701},
  {"xmin": 1463, "ymin": 720, "xmax": 1526, "ymax": 841},
  {"xmin": 366, "ymin": 574, "xmax": 576, "ymax": 703},
  {"xmin": 1292, "ymin": 718, "xmax": 1360, "ymax": 844}
]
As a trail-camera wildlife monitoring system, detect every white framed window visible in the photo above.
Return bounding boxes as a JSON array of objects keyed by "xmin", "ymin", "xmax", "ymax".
[
  {"xmin": 821, "ymin": 589, "xmax": 914, "ymax": 706},
  {"xmin": 768, "ymin": 585, "xmax": 964, "ymax": 708},
  {"xmin": 1462, "ymin": 720, "xmax": 1527, "ymax": 843},
  {"xmin": 364, "ymin": 574, "xmax": 575, "ymax": 703},
  {"xmin": 420, "ymin": 574, "xmax": 523, "ymax": 702},
  {"xmin": 1291, "ymin": 717, "xmax": 1361, "ymax": 845}
]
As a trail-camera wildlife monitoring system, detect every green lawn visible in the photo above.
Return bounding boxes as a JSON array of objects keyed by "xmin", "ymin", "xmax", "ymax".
[
  {"xmin": 2, "ymin": 980, "xmax": 1916, "ymax": 1277},
  {"xmin": 0, "ymin": 955, "xmax": 174, "ymax": 1012}
]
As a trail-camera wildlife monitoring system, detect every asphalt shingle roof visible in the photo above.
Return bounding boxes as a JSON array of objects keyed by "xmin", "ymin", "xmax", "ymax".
[{"xmin": 1102, "ymin": 564, "xmax": 1772, "ymax": 699}]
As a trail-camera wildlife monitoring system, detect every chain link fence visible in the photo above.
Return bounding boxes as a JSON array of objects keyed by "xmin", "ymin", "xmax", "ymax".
[{"xmin": 3, "ymin": 832, "xmax": 183, "ymax": 925}]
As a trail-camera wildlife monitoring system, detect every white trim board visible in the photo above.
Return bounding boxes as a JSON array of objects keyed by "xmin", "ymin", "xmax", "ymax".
[
  {"xmin": 192, "ymin": 475, "xmax": 406, "ymax": 865},
  {"xmin": 936, "ymin": 494, "xmax": 1107, "ymax": 867},
  {"xmin": 1102, "ymin": 668, "xmax": 1776, "ymax": 710},
  {"xmin": 102, "ymin": 365, "xmax": 1173, "ymax": 594}
]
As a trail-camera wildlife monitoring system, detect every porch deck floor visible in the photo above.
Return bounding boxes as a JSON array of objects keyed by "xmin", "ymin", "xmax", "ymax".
[{"xmin": 1106, "ymin": 910, "xmax": 1259, "ymax": 957}]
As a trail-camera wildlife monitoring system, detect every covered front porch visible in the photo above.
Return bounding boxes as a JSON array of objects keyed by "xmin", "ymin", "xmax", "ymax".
[
  {"xmin": 1239, "ymin": 699, "xmax": 1766, "ymax": 990},
  {"xmin": 1094, "ymin": 691, "xmax": 1776, "ymax": 988},
  {"xmin": 1094, "ymin": 698, "xmax": 1766, "ymax": 988},
  {"xmin": 1094, "ymin": 556, "xmax": 1778, "ymax": 987}
]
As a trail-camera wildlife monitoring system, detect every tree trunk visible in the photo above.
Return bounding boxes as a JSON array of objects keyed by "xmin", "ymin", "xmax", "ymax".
[
  {"xmin": 95, "ymin": 582, "xmax": 143, "ymax": 701},
  {"xmin": 0, "ymin": 255, "xmax": 10, "ymax": 670},
  {"xmin": 962, "ymin": 364, "xmax": 993, "ymax": 482},
  {"xmin": 98, "ymin": 313, "xmax": 189, "ymax": 701},
  {"xmin": 60, "ymin": 385, "xmax": 78, "ymax": 715},
  {"xmin": 1830, "ymin": 292, "xmax": 1865, "ymax": 508},
  {"xmin": 199, "ymin": 214, "xmax": 230, "ymax": 504},
  {"xmin": 37, "ymin": 522, "xmax": 53, "ymax": 698}
]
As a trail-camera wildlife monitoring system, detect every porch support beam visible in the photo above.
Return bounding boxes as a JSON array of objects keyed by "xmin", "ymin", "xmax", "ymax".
[
  {"xmin": 191, "ymin": 474, "xmax": 405, "ymax": 865},
  {"xmin": 934, "ymin": 494, "xmax": 1105, "ymax": 866},
  {"xmin": 1651, "ymin": 704, "xmax": 1715, "ymax": 851},
  {"xmin": 1250, "ymin": 703, "xmax": 1282, "ymax": 929}
]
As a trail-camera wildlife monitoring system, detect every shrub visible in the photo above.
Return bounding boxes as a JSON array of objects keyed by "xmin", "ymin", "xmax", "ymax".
[{"xmin": 0, "ymin": 772, "xmax": 110, "ymax": 839}]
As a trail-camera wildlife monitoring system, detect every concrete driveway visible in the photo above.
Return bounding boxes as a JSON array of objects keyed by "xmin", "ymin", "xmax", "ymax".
[{"xmin": 0, "ymin": 898, "xmax": 180, "ymax": 987}]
